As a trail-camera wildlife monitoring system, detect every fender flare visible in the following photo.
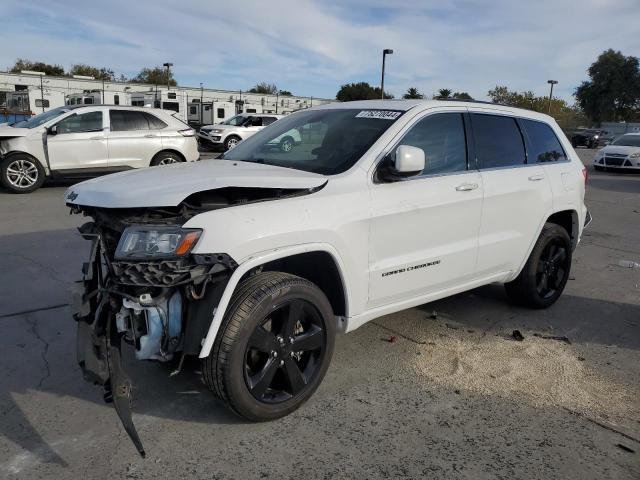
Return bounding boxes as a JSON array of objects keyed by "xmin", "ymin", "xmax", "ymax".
[{"xmin": 198, "ymin": 242, "xmax": 349, "ymax": 358}]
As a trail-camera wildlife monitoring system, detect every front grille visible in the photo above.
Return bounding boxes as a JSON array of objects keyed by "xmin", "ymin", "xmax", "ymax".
[
  {"xmin": 604, "ymin": 157, "xmax": 624, "ymax": 166},
  {"xmin": 113, "ymin": 259, "xmax": 206, "ymax": 286}
]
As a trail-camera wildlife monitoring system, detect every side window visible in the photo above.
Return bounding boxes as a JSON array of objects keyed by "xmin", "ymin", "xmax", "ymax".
[
  {"xmin": 520, "ymin": 119, "xmax": 567, "ymax": 163},
  {"xmin": 114, "ymin": 95, "xmax": 120, "ymax": 105},
  {"xmin": 189, "ymin": 106, "xmax": 197, "ymax": 115},
  {"xmin": 144, "ymin": 112, "xmax": 168, "ymax": 130},
  {"xmin": 249, "ymin": 117, "xmax": 263, "ymax": 127},
  {"xmin": 217, "ymin": 108, "xmax": 225, "ymax": 119},
  {"xmin": 471, "ymin": 114, "xmax": 525, "ymax": 168},
  {"xmin": 56, "ymin": 111, "xmax": 103, "ymax": 134},
  {"xmin": 397, "ymin": 113, "xmax": 467, "ymax": 176},
  {"xmin": 110, "ymin": 110, "xmax": 149, "ymax": 131},
  {"xmin": 262, "ymin": 116, "xmax": 278, "ymax": 126}
]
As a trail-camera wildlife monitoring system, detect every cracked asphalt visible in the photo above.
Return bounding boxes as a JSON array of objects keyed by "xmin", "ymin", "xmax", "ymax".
[{"xmin": 0, "ymin": 150, "xmax": 638, "ymax": 479}]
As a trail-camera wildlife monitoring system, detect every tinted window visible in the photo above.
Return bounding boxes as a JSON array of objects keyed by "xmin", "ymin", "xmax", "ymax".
[
  {"xmin": 114, "ymin": 95, "xmax": 120, "ymax": 105},
  {"xmin": 472, "ymin": 114, "xmax": 525, "ymax": 168},
  {"xmin": 262, "ymin": 117, "xmax": 278, "ymax": 126},
  {"xmin": 217, "ymin": 108, "xmax": 225, "ymax": 118},
  {"xmin": 249, "ymin": 117, "xmax": 263, "ymax": 127},
  {"xmin": 144, "ymin": 112, "xmax": 167, "ymax": 130},
  {"xmin": 162, "ymin": 102, "xmax": 179, "ymax": 112},
  {"xmin": 397, "ymin": 113, "xmax": 467, "ymax": 175},
  {"xmin": 520, "ymin": 119, "xmax": 566, "ymax": 163},
  {"xmin": 56, "ymin": 111, "xmax": 103, "ymax": 134},
  {"xmin": 110, "ymin": 110, "xmax": 149, "ymax": 131},
  {"xmin": 190, "ymin": 106, "xmax": 197, "ymax": 115}
]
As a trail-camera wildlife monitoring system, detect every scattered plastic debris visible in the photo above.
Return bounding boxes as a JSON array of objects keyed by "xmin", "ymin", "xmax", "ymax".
[
  {"xmin": 534, "ymin": 333, "xmax": 572, "ymax": 345},
  {"xmin": 387, "ymin": 335, "xmax": 397, "ymax": 343},
  {"xmin": 511, "ymin": 330, "xmax": 524, "ymax": 341},
  {"xmin": 429, "ymin": 311, "xmax": 438, "ymax": 319},
  {"xmin": 577, "ymin": 357, "xmax": 585, "ymax": 362},
  {"xmin": 616, "ymin": 443, "xmax": 635, "ymax": 453}
]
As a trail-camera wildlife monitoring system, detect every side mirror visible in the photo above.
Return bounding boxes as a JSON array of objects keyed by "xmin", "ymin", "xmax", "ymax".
[
  {"xmin": 47, "ymin": 125, "xmax": 58, "ymax": 136},
  {"xmin": 392, "ymin": 145, "xmax": 425, "ymax": 176}
]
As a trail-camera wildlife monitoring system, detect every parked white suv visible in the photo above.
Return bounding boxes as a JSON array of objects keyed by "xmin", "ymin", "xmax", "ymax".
[
  {"xmin": 0, "ymin": 105, "xmax": 199, "ymax": 193},
  {"xmin": 199, "ymin": 113, "xmax": 300, "ymax": 151},
  {"xmin": 66, "ymin": 100, "xmax": 589, "ymax": 456}
]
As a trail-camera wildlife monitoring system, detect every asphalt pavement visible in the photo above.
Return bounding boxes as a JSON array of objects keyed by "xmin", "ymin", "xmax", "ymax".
[{"xmin": 0, "ymin": 149, "xmax": 638, "ymax": 479}]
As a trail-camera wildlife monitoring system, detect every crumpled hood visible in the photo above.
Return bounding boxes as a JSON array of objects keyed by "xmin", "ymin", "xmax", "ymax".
[
  {"xmin": 0, "ymin": 124, "xmax": 31, "ymax": 139},
  {"xmin": 65, "ymin": 160, "xmax": 327, "ymax": 208}
]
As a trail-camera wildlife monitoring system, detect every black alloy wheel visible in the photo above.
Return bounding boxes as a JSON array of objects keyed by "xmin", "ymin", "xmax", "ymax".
[
  {"xmin": 244, "ymin": 298, "xmax": 326, "ymax": 403},
  {"xmin": 535, "ymin": 241, "xmax": 569, "ymax": 300}
]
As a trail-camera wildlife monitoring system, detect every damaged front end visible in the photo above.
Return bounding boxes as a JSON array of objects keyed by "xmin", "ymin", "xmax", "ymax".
[{"xmin": 71, "ymin": 202, "xmax": 237, "ymax": 457}]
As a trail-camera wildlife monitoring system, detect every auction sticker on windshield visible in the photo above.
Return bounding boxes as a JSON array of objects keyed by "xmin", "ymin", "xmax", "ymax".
[{"xmin": 355, "ymin": 110, "xmax": 403, "ymax": 120}]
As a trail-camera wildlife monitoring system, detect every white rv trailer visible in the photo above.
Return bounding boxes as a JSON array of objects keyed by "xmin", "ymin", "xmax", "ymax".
[
  {"xmin": 129, "ymin": 89, "xmax": 189, "ymax": 122},
  {"xmin": 66, "ymin": 90, "xmax": 131, "ymax": 106}
]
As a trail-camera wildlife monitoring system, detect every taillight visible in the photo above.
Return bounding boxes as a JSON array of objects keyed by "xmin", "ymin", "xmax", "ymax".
[
  {"xmin": 178, "ymin": 128, "xmax": 196, "ymax": 137},
  {"xmin": 582, "ymin": 167, "xmax": 588, "ymax": 184}
]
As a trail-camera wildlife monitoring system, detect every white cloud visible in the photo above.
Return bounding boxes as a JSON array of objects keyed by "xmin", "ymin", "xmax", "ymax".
[{"xmin": 1, "ymin": 0, "xmax": 638, "ymax": 100}]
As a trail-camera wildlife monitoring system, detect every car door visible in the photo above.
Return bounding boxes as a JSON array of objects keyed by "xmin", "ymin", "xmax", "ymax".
[
  {"xmin": 107, "ymin": 109, "xmax": 163, "ymax": 168},
  {"xmin": 46, "ymin": 108, "xmax": 108, "ymax": 171},
  {"xmin": 239, "ymin": 116, "xmax": 264, "ymax": 140},
  {"xmin": 368, "ymin": 111, "xmax": 483, "ymax": 308},
  {"xmin": 470, "ymin": 111, "xmax": 553, "ymax": 276}
]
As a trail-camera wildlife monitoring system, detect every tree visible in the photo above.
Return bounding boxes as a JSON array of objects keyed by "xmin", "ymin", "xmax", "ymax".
[
  {"xmin": 278, "ymin": 90, "xmax": 292, "ymax": 96},
  {"xmin": 248, "ymin": 82, "xmax": 278, "ymax": 94},
  {"xmin": 403, "ymin": 87, "xmax": 423, "ymax": 99},
  {"xmin": 575, "ymin": 49, "xmax": 640, "ymax": 123},
  {"xmin": 452, "ymin": 92, "xmax": 473, "ymax": 100},
  {"xmin": 336, "ymin": 82, "xmax": 393, "ymax": 101},
  {"xmin": 488, "ymin": 85, "xmax": 586, "ymax": 130},
  {"xmin": 433, "ymin": 88, "xmax": 452, "ymax": 100},
  {"xmin": 10, "ymin": 58, "xmax": 64, "ymax": 76},
  {"xmin": 69, "ymin": 64, "xmax": 115, "ymax": 81},
  {"xmin": 131, "ymin": 66, "xmax": 177, "ymax": 86}
]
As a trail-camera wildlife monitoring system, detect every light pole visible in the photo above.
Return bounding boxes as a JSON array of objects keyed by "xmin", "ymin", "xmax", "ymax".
[
  {"xmin": 380, "ymin": 48, "xmax": 393, "ymax": 100},
  {"xmin": 39, "ymin": 74, "xmax": 45, "ymax": 112},
  {"xmin": 163, "ymin": 62, "xmax": 173, "ymax": 91},
  {"xmin": 200, "ymin": 82, "xmax": 203, "ymax": 126},
  {"xmin": 547, "ymin": 80, "xmax": 558, "ymax": 114}
]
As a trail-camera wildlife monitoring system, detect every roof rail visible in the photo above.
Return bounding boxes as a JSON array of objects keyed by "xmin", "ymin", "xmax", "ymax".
[{"xmin": 436, "ymin": 98, "xmax": 507, "ymax": 107}]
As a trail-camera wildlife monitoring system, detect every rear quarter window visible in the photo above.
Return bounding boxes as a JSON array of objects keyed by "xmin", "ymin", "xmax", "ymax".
[{"xmin": 520, "ymin": 119, "xmax": 566, "ymax": 163}]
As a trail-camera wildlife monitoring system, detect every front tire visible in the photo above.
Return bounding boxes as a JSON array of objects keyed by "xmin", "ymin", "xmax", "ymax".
[
  {"xmin": 202, "ymin": 272, "xmax": 336, "ymax": 421},
  {"xmin": 505, "ymin": 223, "xmax": 572, "ymax": 309},
  {"xmin": 0, "ymin": 154, "xmax": 45, "ymax": 193},
  {"xmin": 279, "ymin": 136, "xmax": 295, "ymax": 152},
  {"xmin": 224, "ymin": 135, "xmax": 241, "ymax": 151}
]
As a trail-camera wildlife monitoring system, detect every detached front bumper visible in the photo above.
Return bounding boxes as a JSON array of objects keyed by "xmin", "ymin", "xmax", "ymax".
[{"xmin": 73, "ymin": 223, "xmax": 235, "ymax": 457}]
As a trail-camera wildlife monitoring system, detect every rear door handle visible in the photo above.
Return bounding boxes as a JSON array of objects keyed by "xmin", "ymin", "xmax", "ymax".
[
  {"xmin": 144, "ymin": 134, "xmax": 157, "ymax": 138},
  {"xmin": 455, "ymin": 183, "xmax": 478, "ymax": 191},
  {"xmin": 89, "ymin": 136, "xmax": 103, "ymax": 140},
  {"xmin": 528, "ymin": 174, "xmax": 545, "ymax": 181}
]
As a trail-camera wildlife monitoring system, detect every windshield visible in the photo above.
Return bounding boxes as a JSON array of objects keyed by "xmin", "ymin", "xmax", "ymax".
[
  {"xmin": 12, "ymin": 107, "xmax": 71, "ymax": 129},
  {"xmin": 612, "ymin": 135, "xmax": 640, "ymax": 147},
  {"xmin": 222, "ymin": 108, "xmax": 403, "ymax": 175},
  {"xmin": 221, "ymin": 115, "xmax": 249, "ymax": 126}
]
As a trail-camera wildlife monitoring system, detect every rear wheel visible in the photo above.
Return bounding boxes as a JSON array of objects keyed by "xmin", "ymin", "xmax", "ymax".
[
  {"xmin": 202, "ymin": 272, "xmax": 335, "ymax": 421},
  {"xmin": 279, "ymin": 136, "xmax": 294, "ymax": 152},
  {"xmin": 150, "ymin": 151, "xmax": 184, "ymax": 166},
  {"xmin": 505, "ymin": 223, "xmax": 572, "ymax": 309},
  {"xmin": 0, "ymin": 154, "xmax": 45, "ymax": 193}
]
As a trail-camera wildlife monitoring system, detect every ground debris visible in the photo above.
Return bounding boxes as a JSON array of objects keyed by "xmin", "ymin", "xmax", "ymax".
[
  {"xmin": 533, "ymin": 333, "xmax": 571, "ymax": 345},
  {"xmin": 511, "ymin": 330, "xmax": 524, "ymax": 341},
  {"xmin": 429, "ymin": 311, "xmax": 438, "ymax": 319},
  {"xmin": 387, "ymin": 335, "xmax": 397, "ymax": 343},
  {"xmin": 616, "ymin": 443, "xmax": 635, "ymax": 453}
]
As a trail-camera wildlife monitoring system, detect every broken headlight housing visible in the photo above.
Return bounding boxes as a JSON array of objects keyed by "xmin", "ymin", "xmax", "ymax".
[{"xmin": 115, "ymin": 226, "xmax": 202, "ymax": 260}]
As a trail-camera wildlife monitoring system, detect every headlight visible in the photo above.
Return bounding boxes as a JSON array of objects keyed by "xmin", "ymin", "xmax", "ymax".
[
  {"xmin": 210, "ymin": 129, "xmax": 223, "ymax": 133},
  {"xmin": 629, "ymin": 152, "xmax": 640, "ymax": 158},
  {"xmin": 115, "ymin": 226, "xmax": 202, "ymax": 260}
]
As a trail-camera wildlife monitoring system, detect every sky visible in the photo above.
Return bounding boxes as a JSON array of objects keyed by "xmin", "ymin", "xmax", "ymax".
[{"xmin": 2, "ymin": 0, "xmax": 639, "ymax": 102}]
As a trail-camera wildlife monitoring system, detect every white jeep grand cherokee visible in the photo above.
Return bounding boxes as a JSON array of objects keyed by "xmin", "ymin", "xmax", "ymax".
[{"xmin": 66, "ymin": 100, "xmax": 589, "ymax": 456}]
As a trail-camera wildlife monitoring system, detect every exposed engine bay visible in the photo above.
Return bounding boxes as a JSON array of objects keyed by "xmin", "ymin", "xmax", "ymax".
[{"xmin": 69, "ymin": 185, "xmax": 319, "ymax": 456}]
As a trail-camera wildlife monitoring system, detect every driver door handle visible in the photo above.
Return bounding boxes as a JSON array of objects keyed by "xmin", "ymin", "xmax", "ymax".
[
  {"xmin": 455, "ymin": 183, "xmax": 479, "ymax": 192},
  {"xmin": 528, "ymin": 174, "xmax": 545, "ymax": 181},
  {"xmin": 144, "ymin": 134, "xmax": 157, "ymax": 138},
  {"xmin": 89, "ymin": 136, "xmax": 103, "ymax": 140}
]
